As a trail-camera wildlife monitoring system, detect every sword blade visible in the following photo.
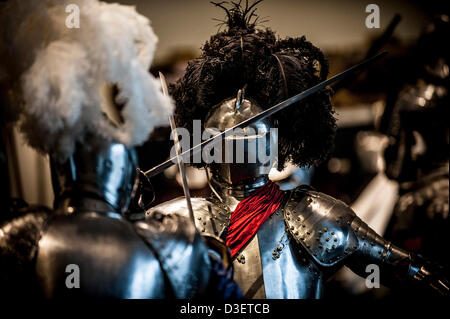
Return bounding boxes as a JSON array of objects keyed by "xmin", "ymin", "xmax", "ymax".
[
  {"xmin": 160, "ymin": 72, "xmax": 195, "ymax": 223},
  {"xmin": 146, "ymin": 51, "xmax": 387, "ymax": 178}
]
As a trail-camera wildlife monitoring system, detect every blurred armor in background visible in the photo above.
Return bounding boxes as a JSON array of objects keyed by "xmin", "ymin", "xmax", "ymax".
[{"xmin": 382, "ymin": 15, "xmax": 450, "ymax": 283}]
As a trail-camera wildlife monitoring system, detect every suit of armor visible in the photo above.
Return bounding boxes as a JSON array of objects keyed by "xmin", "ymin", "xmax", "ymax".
[
  {"xmin": 145, "ymin": 1, "xmax": 448, "ymax": 298},
  {"xmin": 148, "ymin": 94, "xmax": 449, "ymax": 298},
  {"xmin": 148, "ymin": 170, "xmax": 450, "ymax": 299},
  {"xmin": 0, "ymin": 142, "xmax": 237, "ymax": 298},
  {"xmin": 381, "ymin": 14, "xmax": 450, "ymax": 283},
  {"xmin": 0, "ymin": 0, "xmax": 242, "ymax": 300}
]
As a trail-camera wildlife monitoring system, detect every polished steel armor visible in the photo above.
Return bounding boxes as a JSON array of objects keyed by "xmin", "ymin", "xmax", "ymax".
[
  {"xmin": 147, "ymin": 184, "xmax": 449, "ymax": 298},
  {"xmin": 147, "ymin": 93, "xmax": 449, "ymax": 298},
  {"xmin": 50, "ymin": 142, "xmax": 139, "ymax": 214},
  {"xmin": 1, "ymin": 142, "xmax": 215, "ymax": 298},
  {"xmin": 204, "ymin": 90, "xmax": 278, "ymax": 190}
]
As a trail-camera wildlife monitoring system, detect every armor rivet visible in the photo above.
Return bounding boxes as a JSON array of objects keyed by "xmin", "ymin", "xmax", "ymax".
[
  {"xmin": 325, "ymin": 238, "xmax": 330, "ymax": 242},
  {"xmin": 316, "ymin": 237, "xmax": 320, "ymax": 241},
  {"xmin": 353, "ymin": 245, "xmax": 358, "ymax": 249},
  {"xmin": 273, "ymin": 251, "xmax": 277, "ymax": 255},
  {"xmin": 277, "ymin": 246, "xmax": 282, "ymax": 251},
  {"xmin": 347, "ymin": 221, "xmax": 351, "ymax": 225},
  {"xmin": 197, "ymin": 217, "xmax": 201, "ymax": 220},
  {"xmin": 306, "ymin": 244, "xmax": 311, "ymax": 248},
  {"xmin": 325, "ymin": 248, "xmax": 329, "ymax": 252},
  {"xmin": 361, "ymin": 236, "xmax": 365, "ymax": 239},
  {"xmin": 319, "ymin": 230, "xmax": 322, "ymax": 234},
  {"xmin": 306, "ymin": 231, "xmax": 310, "ymax": 235},
  {"xmin": 290, "ymin": 226, "xmax": 294, "ymax": 230},
  {"xmin": 287, "ymin": 217, "xmax": 290, "ymax": 221},
  {"xmin": 313, "ymin": 252, "xmax": 317, "ymax": 256},
  {"xmin": 301, "ymin": 237, "xmax": 305, "ymax": 241},
  {"xmin": 203, "ymin": 222, "xmax": 206, "ymax": 225},
  {"xmin": 378, "ymin": 250, "xmax": 382, "ymax": 254},
  {"xmin": 302, "ymin": 224, "xmax": 306, "ymax": 228},
  {"xmin": 332, "ymin": 245, "xmax": 336, "ymax": 249},
  {"xmin": 370, "ymin": 242, "xmax": 375, "ymax": 246},
  {"xmin": 295, "ymin": 231, "xmax": 299, "ymax": 235},
  {"xmin": 201, "ymin": 228, "xmax": 205, "ymax": 232},
  {"xmin": 319, "ymin": 244, "xmax": 323, "ymax": 248},
  {"xmin": 320, "ymin": 258, "xmax": 324, "ymax": 262},
  {"xmin": 324, "ymin": 228, "xmax": 328, "ymax": 232},
  {"xmin": 331, "ymin": 232, "xmax": 335, "ymax": 235},
  {"xmin": 336, "ymin": 218, "xmax": 340, "ymax": 222},
  {"xmin": 334, "ymin": 238, "xmax": 337, "ymax": 242},
  {"xmin": 344, "ymin": 250, "xmax": 348, "ymax": 254}
]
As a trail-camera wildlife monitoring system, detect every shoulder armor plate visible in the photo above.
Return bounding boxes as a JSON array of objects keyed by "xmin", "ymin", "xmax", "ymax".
[
  {"xmin": 146, "ymin": 197, "xmax": 229, "ymax": 238},
  {"xmin": 283, "ymin": 186, "xmax": 358, "ymax": 267},
  {"xmin": 136, "ymin": 212, "xmax": 212, "ymax": 298}
]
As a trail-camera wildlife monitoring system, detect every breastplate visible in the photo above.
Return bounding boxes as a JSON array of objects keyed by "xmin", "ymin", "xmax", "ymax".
[
  {"xmin": 36, "ymin": 211, "xmax": 167, "ymax": 298},
  {"xmin": 147, "ymin": 194, "xmax": 325, "ymax": 299},
  {"xmin": 233, "ymin": 212, "xmax": 323, "ymax": 298}
]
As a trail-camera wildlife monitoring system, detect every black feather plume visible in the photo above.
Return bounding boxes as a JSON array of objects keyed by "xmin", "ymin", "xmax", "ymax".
[{"xmin": 171, "ymin": 0, "xmax": 336, "ymax": 170}]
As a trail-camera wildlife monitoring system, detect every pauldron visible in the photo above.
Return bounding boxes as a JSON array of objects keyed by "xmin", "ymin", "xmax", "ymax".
[
  {"xmin": 283, "ymin": 186, "xmax": 449, "ymax": 296},
  {"xmin": 135, "ymin": 211, "xmax": 212, "ymax": 298},
  {"xmin": 282, "ymin": 186, "xmax": 358, "ymax": 267}
]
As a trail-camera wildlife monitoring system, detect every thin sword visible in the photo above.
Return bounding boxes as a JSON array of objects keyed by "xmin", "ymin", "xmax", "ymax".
[
  {"xmin": 159, "ymin": 72, "xmax": 195, "ymax": 224},
  {"xmin": 146, "ymin": 51, "xmax": 387, "ymax": 178}
]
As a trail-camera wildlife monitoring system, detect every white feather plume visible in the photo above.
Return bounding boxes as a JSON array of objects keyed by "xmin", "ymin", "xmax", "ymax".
[{"xmin": 0, "ymin": 0, "xmax": 173, "ymax": 161}]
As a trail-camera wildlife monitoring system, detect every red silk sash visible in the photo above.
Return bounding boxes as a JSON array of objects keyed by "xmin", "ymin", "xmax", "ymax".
[{"xmin": 225, "ymin": 181, "xmax": 285, "ymax": 258}]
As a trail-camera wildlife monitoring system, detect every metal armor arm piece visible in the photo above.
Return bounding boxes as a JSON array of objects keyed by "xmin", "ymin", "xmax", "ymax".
[
  {"xmin": 135, "ymin": 211, "xmax": 211, "ymax": 298},
  {"xmin": 346, "ymin": 215, "xmax": 450, "ymax": 296},
  {"xmin": 137, "ymin": 210, "xmax": 243, "ymax": 299},
  {"xmin": 283, "ymin": 187, "xmax": 449, "ymax": 296}
]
